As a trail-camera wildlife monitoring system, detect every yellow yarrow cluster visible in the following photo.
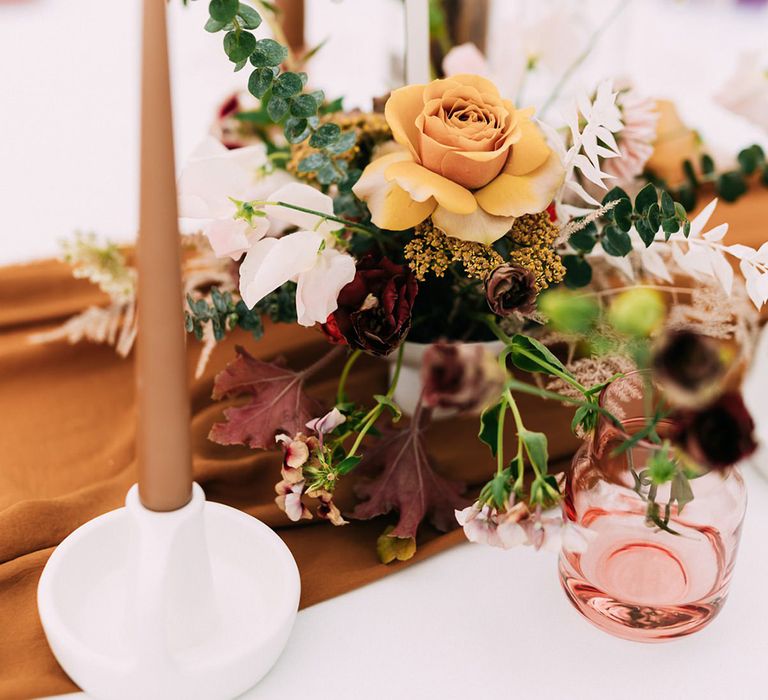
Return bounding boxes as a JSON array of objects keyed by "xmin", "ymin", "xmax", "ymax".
[
  {"xmin": 506, "ymin": 212, "xmax": 565, "ymax": 291},
  {"xmin": 404, "ymin": 212, "xmax": 565, "ymax": 290},
  {"xmin": 404, "ymin": 220, "xmax": 503, "ymax": 281},
  {"xmin": 288, "ymin": 112, "xmax": 391, "ymax": 182}
]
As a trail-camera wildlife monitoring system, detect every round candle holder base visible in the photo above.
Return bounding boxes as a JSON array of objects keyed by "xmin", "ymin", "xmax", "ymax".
[{"xmin": 37, "ymin": 483, "xmax": 300, "ymax": 700}]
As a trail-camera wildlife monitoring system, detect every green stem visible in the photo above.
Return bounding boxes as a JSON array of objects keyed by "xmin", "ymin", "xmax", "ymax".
[
  {"xmin": 496, "ymin": 399, "xmax": 507, "ymax": 475},
  {"xmin": 516, "ymin": 347, "xmax": 586, "ymax": 394},
  {"xmin": 336, "ymin": 350, "xmax": 362, "ymax": 405},
  {"xmin": 505, "ymin": 378, "xmax": 623, "ymax": 427},
  {"xmin": 504, "ymin": 389, "xmax": 527, "ymax": 490},
  {"xmin": 483, "ymin": 315, "xmax": 512, "ymax": 345},
  {"xmin": 539, "ymin": 0, "xmax": 632, "ymax": 118},
  {"xmin": 345, "ymin": 343, "xmax": 405, "ymax": 458},
  {"xmin": 252, "ymin": 199, "xmax": 380, "ymax": 237}
]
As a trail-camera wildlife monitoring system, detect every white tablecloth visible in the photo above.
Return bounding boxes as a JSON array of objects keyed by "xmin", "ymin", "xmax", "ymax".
[{"xmin": 1, "ymin": 1, "xmax": 767, "ymax": 698}]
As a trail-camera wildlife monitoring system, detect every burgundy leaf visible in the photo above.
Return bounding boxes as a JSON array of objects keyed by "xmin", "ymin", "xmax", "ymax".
[
  {"xmin": 209, "ymin": 346, "xmax": 323, "ymax": 449},
  {"xmin": 351, "ymin": 418, "xmax": 468, "ymax": 539}
]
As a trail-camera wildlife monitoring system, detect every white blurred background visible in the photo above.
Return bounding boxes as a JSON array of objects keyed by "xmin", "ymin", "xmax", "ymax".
[{"xmin": 0, "ymin": 0, "xmax": 767, "ymax": 265}]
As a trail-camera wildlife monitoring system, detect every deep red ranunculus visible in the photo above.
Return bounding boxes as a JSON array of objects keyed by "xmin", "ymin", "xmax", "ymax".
[{"xmin": 322, "ymin": 255, "xmax": 418, "ymax": 357}]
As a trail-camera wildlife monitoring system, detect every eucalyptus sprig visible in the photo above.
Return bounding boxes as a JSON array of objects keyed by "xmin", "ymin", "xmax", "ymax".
[
  {"xmin": 196, "ymin": 0, "xmax": 355, "ymax": 182},
  {"xmin": 185, "ymin": 282, "xmax": 297, "ymax": 342},
  {"xmin": 562, "ymin": 183, "xmax": 691, "ymax": 288}
]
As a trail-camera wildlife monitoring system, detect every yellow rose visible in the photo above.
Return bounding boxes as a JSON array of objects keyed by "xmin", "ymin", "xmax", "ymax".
[{"xmin": 352, "ymin": 74, "xmax": 564, "ymax": 245}]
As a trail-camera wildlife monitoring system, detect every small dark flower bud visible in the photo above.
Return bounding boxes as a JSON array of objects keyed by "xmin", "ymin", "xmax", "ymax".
[{"xmin": 485, "ymin": 264, "xmax": 538, "ymax": 317}]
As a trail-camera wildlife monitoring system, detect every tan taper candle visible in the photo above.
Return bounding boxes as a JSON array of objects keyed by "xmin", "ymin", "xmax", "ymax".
[
  {"xmin": 276, "ymin": 0, "xmax": 305, "ymax": 54},
  {"xmin": 136, "ymin": 0, "xmax": 193, "ymax": 511}
]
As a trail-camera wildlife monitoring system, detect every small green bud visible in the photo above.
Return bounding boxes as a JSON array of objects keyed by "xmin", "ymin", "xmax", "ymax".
[
  {"xmin": 607, "ymin": 288, "xmax": 665, "ymax": 337},
  {"xmin": 538, "ymin": 289, "xmax": 600, "ymax": 334}
]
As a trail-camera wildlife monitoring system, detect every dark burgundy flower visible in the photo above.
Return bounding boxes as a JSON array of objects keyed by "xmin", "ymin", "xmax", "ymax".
[
  {"xmin": 652, "ymin": 330, "xmax": 725, "ymax": 406},
  {"xmin": 673, "ymin": 392, "xmax": 757, "ymax": 470},
  {"xmin": 422, "ymin": 341, "xmax": 504, "ymax": 413},
  {"xmin": 485, "ymin": 264, "xmax": 538, "ymax": 317},
  {"xmin": 323, "ymin": 255, "xmax": 418, "ymax": 357}
]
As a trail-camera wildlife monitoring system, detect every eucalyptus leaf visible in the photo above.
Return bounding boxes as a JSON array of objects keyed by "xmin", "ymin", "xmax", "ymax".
[
  {"xmin": 562, "ymin": 254, "xmax": 592, "ymax": 288},
  {"xmin": 272, "ymin": 71, "xmax": 303, "ymax": 98},
  {"xmin": 297, "ymin": 152, "xmax": 330, "ymax": 172},
  {"xmin": 209, "ymin": 0, "xmax": 239, "ymax": 22},
  {"xmin": 602, "ymin": 226, "xmax": 632, "ymax": 257},
  {"xmin": 237, "ymin": 3, "xmax": 262, "ymax": 29},
  {"xmin": 309, "ymin": 123, "xmax": 341, "ymax": 148},
  {"xmin": 634, "ymin": 183, "xmax": 657, "ymax": 214},
  {"xmin": 613, "ymin": 198, "xmax": 633, "ymax": 233},
  {"xmin": 223, "ymin": 30, "xmax": 256, "ymax": 63},
  {"xmin": 267, "ymin": 95, "xmax": 289, "ymax": 122},
  {"xmin": 660, "ymin": 190, "xmax": 675, "ymax": 218},
  {"xmin": 248, "ymin": 67, "xmax": 274, "ymax": 98},
  {"xmin": 290, "ymin": 94, "xmax": 319, "ymax": 118},
  {"xmin": 250, "ymin": 38, "xmax": 288, "ymax": 67},
  {"xmin": 284, "ymin": 116, "xmax": 311, "ymax": 143}
]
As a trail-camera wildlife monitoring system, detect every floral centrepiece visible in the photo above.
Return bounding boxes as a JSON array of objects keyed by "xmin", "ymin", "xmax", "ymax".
[{"xmin": 46, "ymin": 1, "xmax": 766, "ymax": 574}]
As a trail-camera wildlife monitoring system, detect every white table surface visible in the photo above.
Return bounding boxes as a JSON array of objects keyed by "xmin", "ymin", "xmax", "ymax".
[{"xmin": 1, "ymin": 1, "xmax": 768, "ymax": 699}]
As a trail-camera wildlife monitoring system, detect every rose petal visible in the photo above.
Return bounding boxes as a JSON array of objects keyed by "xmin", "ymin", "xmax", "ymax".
[
  {"xmin": 352, "ymin": 152, "xmax": 436, "ymax": 230},
  {"xmin": 384, "ymin": 84, "xmax": 427, "ymax": 161},
  {"xmin": 295, "ymin": 247, "xmax": 357, "ymax": 327},
  {"xmin": 432, "ymin": 204, "xmax": 515, "ymax": 245},
  {"xmin": 239, "ymin": 231, "xmax": 323, "ymax": 309},
  {"xmin": 502, "ymin": 112, "xmax": 551, "ymax": 176},
  {"xmin": 475, "ymin": 151, "xmax": 564, "ymax": 218},
  {"xmin": 384, "ymin": 160, "xmax": 477, "ymax": 215}
]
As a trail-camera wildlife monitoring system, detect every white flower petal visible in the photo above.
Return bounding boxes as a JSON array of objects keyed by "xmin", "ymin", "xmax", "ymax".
[
  {"xmin": 295, "ymin": 248, "xmax": 356, "ymax": 326},
  {"xmin": 203, "ymin": 217, "xmax": 268, "ymax": 260},
  {"xmin": 239, "ymin": 231, "xmax": 323, "ymax": 309},
  {"xmin": 265, "ymin": 182, "xmax": 342, "ymax": 235},
  {"xmin": 178, "ymin": 140, "xmax": 269, "ymax": 219}
]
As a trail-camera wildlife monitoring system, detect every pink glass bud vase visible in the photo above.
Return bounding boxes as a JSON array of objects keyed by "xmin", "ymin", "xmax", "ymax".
[{"xmin": 559, "ymin": 374, "xmax": 747, "ymax": 642}]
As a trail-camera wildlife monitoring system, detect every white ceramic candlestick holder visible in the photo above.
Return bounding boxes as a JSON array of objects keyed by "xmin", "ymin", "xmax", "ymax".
[{"xmin": 37, "ymin": 483, "xmax": 300, "ymax": 700}]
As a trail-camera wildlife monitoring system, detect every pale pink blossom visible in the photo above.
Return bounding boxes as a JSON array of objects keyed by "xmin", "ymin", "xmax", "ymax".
[
  {"xmin": 443, "ymin": 43, "xmax": 492, "ymax": 79},
  {"xmin": 455, "ymin": 501, "xmax": 529, "ymax": 549},
  {"xmin": 715, "ymin": 51, "xmax": 768, "ymax": 133},
  {"xmin": 526, "ymin": 511, "xmax": 596, "ymax": 553},
  {"xmin": 306, "ymin": 408, "xmax": 347, "ymax": 436},
  {"xmin": 275, "ymin": 433, "xmax": 310, "ymax": 480},
  {"xmin": 275, "ymin": 479, "xmax": 311, "ymax": 521},
  {"xmin": 603, "ymin": 89, "xmax": 658, "ymax": 186},
  {"xmin": 313, "ymin": 489, "xmax": 349, "ymax": 526}
]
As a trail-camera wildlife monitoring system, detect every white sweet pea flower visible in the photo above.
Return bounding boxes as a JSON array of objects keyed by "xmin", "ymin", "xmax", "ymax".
[
  {"xmin": 239, "ymin": 183, "xmax": 357, "ymax": 327},
  {"xmin": 177, "ymin": 137, "xmax": 294, "ymax": 260}
]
